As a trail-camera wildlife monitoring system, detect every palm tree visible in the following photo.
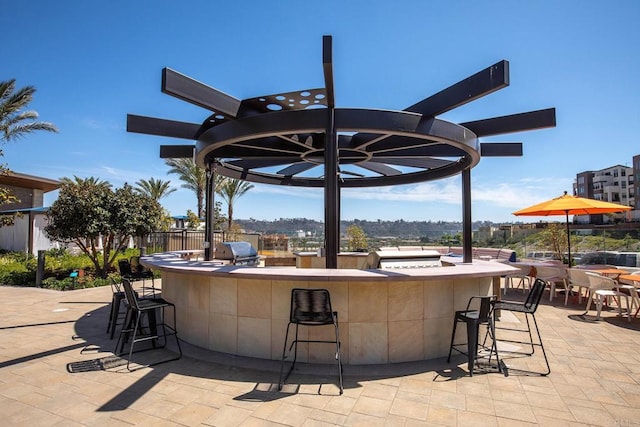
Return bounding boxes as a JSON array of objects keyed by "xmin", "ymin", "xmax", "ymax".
[
  {"xmin": 0, "ymin": 79, "xmax": 57, "ymax": 223},
  {"xmin": 60, "ymin": 176, "xmax": 112, "ymax": 189},
  {"xmin": 165, "ymin": 158, "xmax": 206, "ymax": 218},
  {"xmin": 216, "ymin": 178, "xmax": 254, "ymax": 230},
  {"xmin": 1, "ymin": 79, "xmax": 58, "ymax": 142},
  {"xmin": 134, "ymin": 177, "xmax": 176, "ymax": 202}
]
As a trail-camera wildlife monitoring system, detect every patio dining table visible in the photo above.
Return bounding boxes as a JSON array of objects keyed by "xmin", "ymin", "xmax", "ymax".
[
  {"xmin": 511, "ymin": 261, "xmax": 567, "ymax": 277},
  {"xmin": 618, "ymin": 274, "xmax": 640, "ymax": 317},
  {"xmin": 586, "ymin": 268, "xmax": 629, "ymax": 280},
  {"xmin": 619, "ymin": 274, "xmax": 640, "ymax": 285}
]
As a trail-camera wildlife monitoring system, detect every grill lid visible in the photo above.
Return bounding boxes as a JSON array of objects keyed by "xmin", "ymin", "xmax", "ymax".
[
  {"xmin": 215, "ymin": 241, "xmax": 258, "ymax": 260},
  {"xmin": 365, "ymin": 250, "xmax": 445, "ymax": 269}
]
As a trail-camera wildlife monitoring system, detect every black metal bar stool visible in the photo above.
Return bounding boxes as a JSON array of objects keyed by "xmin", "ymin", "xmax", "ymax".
[
  {"xmin": 278, "ymin": 288, "xmax": 343, "ymax": 394},
  {"xmin": 118, "ymin": 258, "xmax": 156, "ymax": 297},
  {"xmin": 490, "ymin": 278, "xmax": 550, "ymax": 376},
  {"xmin": 448, "ymin": 295, "xmax": 500, "ymax": 376},
  {"xmin": 115, "ymin": 278, "xmax": 182, "ymax": 370},
  {"xmin": 107, "ymin": 278, "xmax": 144, "ymax": 339}
]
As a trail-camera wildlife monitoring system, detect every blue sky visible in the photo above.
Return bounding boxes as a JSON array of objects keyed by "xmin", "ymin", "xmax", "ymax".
[{"xmin": 4, "ymin": 1, "xmax": 640, "ymax": 223}]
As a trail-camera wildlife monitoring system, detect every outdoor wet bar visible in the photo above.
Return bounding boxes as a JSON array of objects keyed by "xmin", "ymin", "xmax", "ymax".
[
  {"xmin": 141, "ymin": 252, "xmax": 517, "ymax": 364},
  {"xmin": 129, "ymin": 36, "xmax": 554, "ymax": 366}
]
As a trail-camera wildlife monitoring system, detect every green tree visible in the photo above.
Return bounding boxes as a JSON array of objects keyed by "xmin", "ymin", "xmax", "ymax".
[
  {"xmin": 186, "ymin": 209, "xmax": 200, "ymax": 229},
  {"xmin": 539, "ymin": 223, "xmax": 567, "ymax": 262},
  {"xmin": 165, "ymin": 158, "xmax": 206, "ymax": 218},
  {"xmin": 216, "ymin": 178, "xmax": 254, "ymax": 230},
  {"xmin": 60, "ymin": 175, "xmax": 111, "ymax": 189},
  {"xmin": 440, "ymin": 233, "xmax": 459, "ymax": 250},
  {"xmin": 345, "ymin": 224, "xmax": 368, "ymax": 251},
  {"xmin": 134, "ymin": 177, "xmax": 176, "ymax": 201},
  {"xmin": 156, "ymin": 208, "xmax": 174, "ymax": 232},
  {"xmin": 44, "ymin": 179, "xmax": 163, "ymax": 277},
  {"xmin": 0, "ymin": 79, "xmax": 58, "ymax": 141},
  {"xmin": 212, "ymin": 200, "xmax": 226, "ymax": 231},
  {"xmin": 0, "ymin": 79, "xmax": 58, "ymax": 225}
]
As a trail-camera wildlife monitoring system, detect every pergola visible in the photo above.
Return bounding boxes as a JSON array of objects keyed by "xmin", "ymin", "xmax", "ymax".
[{"xmin": 128, "ymin": 36, "xmax": 556, "ymax": 267}]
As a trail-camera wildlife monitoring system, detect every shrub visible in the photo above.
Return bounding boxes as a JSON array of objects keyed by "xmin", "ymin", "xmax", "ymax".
[
  {"xmin": 40, "ymin": 272, "xmax": 121, "ymax": 291},
  {"xmin": 44, "ymin": 247, "xmax": 93, "ymax": 275},
  {"xmin": 41, "ymin": 276, "xmax": 75, "ymax": 291},
  {"xmin": 0, "ymin": 249, "xmax": 156, "ymax": 290},
  {"xmin": 0, "ymin": 250, "xmax": 143, "ymax": 289},
  {"xmin": 0, "ymin": 255, "xmax": 36, "ymax": 286}
]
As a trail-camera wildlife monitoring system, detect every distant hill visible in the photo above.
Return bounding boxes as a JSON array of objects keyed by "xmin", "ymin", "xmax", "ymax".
[{"xmin": 235, "ymin": 218, "xmax": 499, "ymax": 239}]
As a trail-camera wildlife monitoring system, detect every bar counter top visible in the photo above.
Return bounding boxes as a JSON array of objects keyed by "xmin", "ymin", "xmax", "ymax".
[{"xmin": 140, "ymin": 250, "xmax": 518, "ymax": 281}]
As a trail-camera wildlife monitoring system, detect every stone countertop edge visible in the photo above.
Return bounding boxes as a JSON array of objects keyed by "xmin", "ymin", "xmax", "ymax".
[{"xmin": 141, "ymin": 252, "xmax": 518, "ymax": 282}]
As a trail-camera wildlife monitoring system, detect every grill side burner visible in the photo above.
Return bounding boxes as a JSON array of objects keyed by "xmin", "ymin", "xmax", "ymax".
[{"xmin": 215, "ymin": 242, "xmax": 260, "ymax": 266}]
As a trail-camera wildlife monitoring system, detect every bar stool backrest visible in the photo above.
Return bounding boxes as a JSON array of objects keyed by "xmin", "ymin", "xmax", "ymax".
[
  {"xmin": 464, "ymin": 295, "xmax": 494, "ymax": 321},
  {"xmin": 130, "ymin": 256, "xmax": 150, "ymax": 274},
  {"xmin": 478, "ymin": 296, "xmax": 493, "ymax": 321},
  {"xmin": 118, "ymin": 259, "xmax": 133, "ymax": 277},
  {"xmin": 121, "ymin": 278, "xmax": 140, "ymax": 311},
  {"xmin": 524, "ymin": 278, "xmax": 546, "ymax": 311},
  {"xmin": 110, "ymin": 277, "xmax": 123, "ymax": 294},
  {"xmin": 290, "ymin": 288, "xmax": 334, "ymax": 325}
]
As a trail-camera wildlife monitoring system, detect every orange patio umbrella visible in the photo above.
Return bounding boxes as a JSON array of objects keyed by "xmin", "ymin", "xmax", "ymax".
[{"xmin": 513, "ymin": 191, "xmax": 632, "ymax": 266}]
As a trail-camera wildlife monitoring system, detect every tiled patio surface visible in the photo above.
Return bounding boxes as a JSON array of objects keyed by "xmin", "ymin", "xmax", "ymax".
[{"xmin": 1, "ymin": 281, "xmax": 640, "ymax": 426}]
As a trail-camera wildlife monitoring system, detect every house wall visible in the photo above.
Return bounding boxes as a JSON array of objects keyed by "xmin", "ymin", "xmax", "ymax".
[
  {"xmin": 0, "ymin": 214, "xmax": 29, "ymax": 252},
  {"xmin": 0, "ymin": 213, "xmax": 60, "ymax": 255},
  {"xmin": 33, "ymin": 214, "xmax": 59, "ymax": 254},
  {"xmin": 0, "ymin": 185, "xmax": 43, "ymax": 210}
]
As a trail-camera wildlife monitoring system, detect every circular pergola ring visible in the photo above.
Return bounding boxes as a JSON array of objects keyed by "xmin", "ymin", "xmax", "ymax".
[{"xmin": 197, "ymin": 108, "xmax": 480, "ymax": 188}]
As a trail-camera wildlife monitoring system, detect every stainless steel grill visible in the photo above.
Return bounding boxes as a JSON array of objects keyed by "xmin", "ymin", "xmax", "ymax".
[
  {"xmin": 365, "ymin": 250, "xmax": 449, "ymax": 269},
  {"xmin": 215, "ymin": 242, "xmax": 260, "ymax": 266}
]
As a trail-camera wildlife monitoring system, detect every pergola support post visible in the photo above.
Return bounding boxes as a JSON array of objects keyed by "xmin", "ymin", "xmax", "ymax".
[
  {"xmin": 462, "ymin": 168, "xmax": 472, "ymax": 263},
  {"xmin": 323, "ymin": 35, "xmax": 339, "ymax": 269},
  {"xmin": 204, "ymin": 164, "xmax": 216, "ymax": 261}
]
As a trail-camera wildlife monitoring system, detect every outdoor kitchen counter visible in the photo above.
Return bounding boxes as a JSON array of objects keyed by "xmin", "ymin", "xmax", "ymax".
[{"xmin": 141, "ymin": 251, "xmax": 517, "ymax": 365}]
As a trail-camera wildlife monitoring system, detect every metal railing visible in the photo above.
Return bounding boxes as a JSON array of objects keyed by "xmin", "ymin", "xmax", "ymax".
[{"xmin": 143, "ymin": 230, "xmax": 259, "ymax": 254}]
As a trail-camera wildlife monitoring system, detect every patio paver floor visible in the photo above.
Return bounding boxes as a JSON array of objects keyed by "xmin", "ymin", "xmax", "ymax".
[{"xmin": 1, "ymin": 281, "xmax": 640, "ymax": 426}]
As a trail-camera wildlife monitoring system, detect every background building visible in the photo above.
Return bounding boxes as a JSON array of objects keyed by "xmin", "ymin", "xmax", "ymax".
[
  {"xmin": 573, "ymin": 155, "xmax": 638, "ymax": 224},
  {"xmin": 0, "ymin": 172, "xmax": 61, "ymax": 254}
]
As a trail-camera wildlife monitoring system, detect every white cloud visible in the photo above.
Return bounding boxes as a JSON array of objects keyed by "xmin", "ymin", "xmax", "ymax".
[
  {"xmin": 249, "ymin": 184, "xmax": 324, "ymax": 199},
  {"xmin": 81, "ymin": 118, "xmax": 122, "ymax": 131}
]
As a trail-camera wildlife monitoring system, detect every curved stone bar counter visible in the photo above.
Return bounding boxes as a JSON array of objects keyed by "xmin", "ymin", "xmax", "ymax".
[{"xmin": 141, "ymin": 252, "xmax": 517, "ymax": 365}]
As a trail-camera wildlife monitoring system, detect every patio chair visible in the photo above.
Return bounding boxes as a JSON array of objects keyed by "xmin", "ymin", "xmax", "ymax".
[
  {"xmin": 566, "ymin": 268, "xmax": 591, "ymax": 305},
  {"xmin": 535, "ymin": 265, "xmax": 569, "ymax": 303},
  {"xmin": 584, "ymin": 272, "xmax": 631, "ymax": 322},
  {"xmin": 504, "ymin": 264, "xmax": 532, "ymax": 295},
  {"xmin": 447, "ymin": 295, "xmax": 500, "ymax": 376},
  {"xmin": 491, "ymin": 278, "xmax": 550, "ymax": 376},
  {"xmin": 115, "ymin": 278, "xmax": 182, "ymax": 370},
  {"xmin": 278, "ymin": 288, "xmax": 343, "ymax": 394}
]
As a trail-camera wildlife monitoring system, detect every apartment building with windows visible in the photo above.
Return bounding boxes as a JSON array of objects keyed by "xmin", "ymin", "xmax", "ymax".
[
  {"xmin": 573, "ymin": 154, "xmax": 639, "ymax": 223},
  {"xmin": 634, "ymin": 154, "xmax": 640, "ymax": 211}
]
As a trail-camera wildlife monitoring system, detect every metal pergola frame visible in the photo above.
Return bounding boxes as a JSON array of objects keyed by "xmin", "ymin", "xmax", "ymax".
[{"xmin": 128, "ymin": 36, "xmax": 556, "ymax": 267}]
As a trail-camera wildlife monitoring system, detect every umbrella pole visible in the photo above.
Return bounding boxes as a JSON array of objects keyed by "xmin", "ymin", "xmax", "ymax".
[{"xmin": 565, "ymin": 211, "xmax": 571, "ymax": 267}]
